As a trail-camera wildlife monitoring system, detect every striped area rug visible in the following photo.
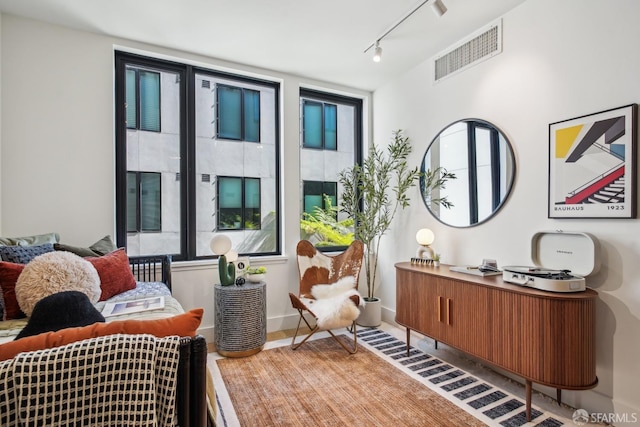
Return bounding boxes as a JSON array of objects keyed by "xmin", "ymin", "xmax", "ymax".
[
  {"xmin": 356, "ymin": 328, "xmax": 571, "ymax": 427},
  {"xmin": 210, "ymin": 327, "xmax": 576, "ymax": 426}
]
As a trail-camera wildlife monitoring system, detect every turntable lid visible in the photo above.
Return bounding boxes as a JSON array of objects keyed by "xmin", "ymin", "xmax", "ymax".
[{"xmin": 531, "ymin": 231, "xmax": 600, "ymax": 277}]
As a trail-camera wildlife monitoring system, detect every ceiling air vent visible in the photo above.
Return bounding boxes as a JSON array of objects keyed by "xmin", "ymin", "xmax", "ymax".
[{"xmin": 434, "ymin": 19, "xmax": 502, "ymax": 82}]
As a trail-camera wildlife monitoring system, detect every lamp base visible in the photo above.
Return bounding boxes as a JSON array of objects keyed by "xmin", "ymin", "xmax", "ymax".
[{"xmin": 416, "ymin": 245, "xmax": 435, "ymax": 259}]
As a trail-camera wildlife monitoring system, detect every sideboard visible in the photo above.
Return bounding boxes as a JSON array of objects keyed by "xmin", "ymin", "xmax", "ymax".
[{"xmin": 395, "ymin": 262, "xmax": 597, "ymax": 422}]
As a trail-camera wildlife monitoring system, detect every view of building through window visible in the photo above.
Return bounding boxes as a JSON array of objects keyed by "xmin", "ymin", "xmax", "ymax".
[
  {"xmin": 299, "ymin": 89, "xmax": 362, "ymax": 249},
  {"xmin": 115, "ymin": 52, "xmax": 280, "ymax": 259}
]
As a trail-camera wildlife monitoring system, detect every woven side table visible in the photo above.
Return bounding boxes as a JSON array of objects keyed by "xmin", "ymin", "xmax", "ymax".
[{"xmin": 214, "ymin": 281, "xmax": 266, "ymax": 357}]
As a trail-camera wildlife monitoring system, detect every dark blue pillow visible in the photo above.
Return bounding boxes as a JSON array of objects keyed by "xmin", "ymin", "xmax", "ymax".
[
  {"xmin": 15, "ymin": 291, "xmax": 105, "ymax": 340},
  {"xmin": 0, "ymin": 243, "xmax": 54, "ymax": 264}
]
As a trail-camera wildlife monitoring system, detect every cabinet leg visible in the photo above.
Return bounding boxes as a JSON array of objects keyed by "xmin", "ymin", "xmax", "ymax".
[
  {"xmin": 406, "ymin": 328, "xmax": 411, "ymax": 357},
  {"xmin": 525, "ymin": 380, "xmax": 532, "ymax": 422},
  {"xmin": 557, "ymin": 389, "xmax": 562, "ymax": 406},
  {"xmin": 435, "ymin": 339, "xmax": 438, "ymax": 350}
]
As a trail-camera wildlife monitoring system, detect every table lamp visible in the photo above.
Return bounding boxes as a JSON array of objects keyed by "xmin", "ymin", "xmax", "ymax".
[
  {"xmin": 415, "ymin": 228, "xmax": 435, "ymax": 259},
  {"xmin": 210, "ymin": 235, "xmax": 236, "ymax": 286}
]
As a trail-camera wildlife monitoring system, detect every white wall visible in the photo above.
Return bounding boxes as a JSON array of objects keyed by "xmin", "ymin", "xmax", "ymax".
[
  {"xmin": 373, "ymin": 0, "xmax": 640, "ymax": 420},
  {"xmin": 0, "ymin": 15, "xmax": 370, "ymax": 348}
]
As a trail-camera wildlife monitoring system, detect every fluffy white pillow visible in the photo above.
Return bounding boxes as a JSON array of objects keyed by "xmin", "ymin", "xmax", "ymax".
[
  {"xmin": 308, "ymin": 276, "xmax": 363, "ymax": 330},
  {"xmin": 15, "ymin": 251, "xmax": 101, "ymax": 317},
  {"xmin": 310, "ymin": 276, "xmax": 357, "ymax": 300}
]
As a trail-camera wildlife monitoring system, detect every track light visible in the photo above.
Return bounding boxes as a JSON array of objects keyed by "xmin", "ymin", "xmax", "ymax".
[
  {"xmin": 364, "ymin": 0, "xmax": 447, "ymax": 62},
  {"xmin": 373, "ymin": 41, "xmax": 382, "ymax": 63},
  {"xmin": 430, "ymin": 0, "xmax": 447, "ymax": 17}
]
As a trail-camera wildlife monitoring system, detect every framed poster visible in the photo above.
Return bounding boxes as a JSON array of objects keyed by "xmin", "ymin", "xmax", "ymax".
[{"xmin": 548, "ymin": 104, "xmax": 637, "ymax": 218}]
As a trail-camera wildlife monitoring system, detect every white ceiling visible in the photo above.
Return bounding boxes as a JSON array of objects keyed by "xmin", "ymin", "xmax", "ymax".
[{"xmin": 0, "ymin": 0, "xmax": 526, "ymax": 91}]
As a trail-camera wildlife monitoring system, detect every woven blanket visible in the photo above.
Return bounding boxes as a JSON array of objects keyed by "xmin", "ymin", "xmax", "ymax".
[{"xmin": 0, "ymin": 334, "xmax": 180, "ymax": 427}]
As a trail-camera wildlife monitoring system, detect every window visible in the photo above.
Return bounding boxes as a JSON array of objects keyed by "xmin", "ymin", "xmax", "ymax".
[
  {"xmin": 303, "ymin": 181, "xmax": 337, "ymax": 216},
  {"xmin": 127, "ymin": 172, "xmax": 161, "ymax": 232},
  {"xmin": 302, "ymin": 100, "xmax": 337, "ymax": 150},
  {"xmin": 116, "ymin": 52, "xmax": 280, "ymax": 259},
  {"xmin": 218, "ymin": 177, "xmax": 261, "ymax": 230},
  {"xmin": 299, "ymin": 89, "xmax": 362, "ymax": 249},
  {"xmin": 217, "ymin": 85, "xmax": 260, "ymax": 142},
  {"xmin": 126, "ymin": 68, "xmax": 160, "ymax": 132}
]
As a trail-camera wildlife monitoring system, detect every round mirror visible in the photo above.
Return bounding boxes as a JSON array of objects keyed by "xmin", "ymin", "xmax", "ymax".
[{"xmin": 420, "ymin": 119, "xmax": 516, "ymax": 227}]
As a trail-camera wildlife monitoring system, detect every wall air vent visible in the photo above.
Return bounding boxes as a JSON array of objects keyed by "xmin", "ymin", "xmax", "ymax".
[
  {"xmin": 434, "ymin": 19, "xmax": 502, "ymax": 83},
  {"xmin": 202, "ymin": 174, "xmax": 210, "ymax": 183},
  {"xmin": 202, "ymin": 79, "xmax": 210, "ymax": 89}
]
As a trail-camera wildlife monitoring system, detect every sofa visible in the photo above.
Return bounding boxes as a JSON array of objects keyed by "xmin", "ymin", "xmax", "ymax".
[{"xmin": 0, "ymin": 232, "xmax": 213, "ymax": 426}]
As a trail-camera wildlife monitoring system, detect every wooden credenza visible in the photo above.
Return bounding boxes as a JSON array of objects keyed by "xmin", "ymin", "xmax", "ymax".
[{"xmin": 395, "ymin": 262, "xmax": 597, "ymax": 421}]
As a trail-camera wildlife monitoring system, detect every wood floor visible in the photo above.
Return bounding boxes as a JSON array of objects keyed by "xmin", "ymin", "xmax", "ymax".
[{"xmin": 207, "ymin": 326, "xmax": 311, "ymax": 353}]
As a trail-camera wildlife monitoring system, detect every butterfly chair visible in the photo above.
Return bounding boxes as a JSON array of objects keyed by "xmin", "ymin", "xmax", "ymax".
[{"xmin": 289, "ymin": 240, "xmax": 365, "ymax": 354}]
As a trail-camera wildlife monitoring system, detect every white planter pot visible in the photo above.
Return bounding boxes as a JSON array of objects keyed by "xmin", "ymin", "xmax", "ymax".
[
  {"xmin": 357, "ymin": 297, "xmax": 382, "ymax": 327},
  {"xmin": 245, "ymin": 273, "xmax": 265, "ymax": 283}
]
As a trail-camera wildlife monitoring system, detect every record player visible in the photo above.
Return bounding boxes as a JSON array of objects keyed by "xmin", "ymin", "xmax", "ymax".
[{"xmin": 503, "ymin": 231, "xmax": 600, "ymax": 292}]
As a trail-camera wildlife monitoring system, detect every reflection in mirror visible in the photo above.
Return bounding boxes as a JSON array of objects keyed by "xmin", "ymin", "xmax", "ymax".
[{"xmin": 420, "ymin": 119, "xmax": 516, "ymax": 227}]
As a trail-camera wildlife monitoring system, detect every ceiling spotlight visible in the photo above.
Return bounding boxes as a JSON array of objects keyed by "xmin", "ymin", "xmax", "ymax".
[
  {"xmin": 430, "ymin": 0, "xmax": 447, "ymax": 17},
  {"xmin": 373, "ymin": 41, "xmax": 382, "ymax": 62}
]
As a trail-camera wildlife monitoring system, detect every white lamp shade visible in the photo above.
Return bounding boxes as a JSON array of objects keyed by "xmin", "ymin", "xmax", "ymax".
[
  {"xmin": 210, "ymin": 235, "xmax": 232, "ymax": 255},
  {"xmin": 416, "ymin": 228, "xmax": 435, "ymax": 246},
  {"xmin": 226, "ymin": 250, "xmax": 239, "ymax": 263}
]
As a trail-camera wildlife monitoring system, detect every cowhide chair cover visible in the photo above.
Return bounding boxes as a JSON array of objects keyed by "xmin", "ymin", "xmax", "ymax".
[{"xmin": 289, "ymin": 240, "xmax": 364, "ymax": 354}]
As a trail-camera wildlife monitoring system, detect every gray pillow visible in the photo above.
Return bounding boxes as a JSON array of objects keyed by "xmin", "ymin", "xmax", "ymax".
[
  {"xmin": 0, "ymin": 232, "xmax": 60, "ymax": 246},
  {"xmin": 0, "ymin": 243, "xmax": 54, "ymax": 264},
  {"xmin": 54, "ymin": 235, "xmax": 118, "ymax": 257}
]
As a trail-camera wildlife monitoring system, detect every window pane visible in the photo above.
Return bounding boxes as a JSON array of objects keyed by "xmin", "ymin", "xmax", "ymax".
[
  {"xmin": 140, "ymin": 172, "xmax": 161, "ymax": 231},
  {"xmin": 244, "ymin": 178, "xmax": 260, "ymax": 208},
  {"xmin": 139, "ymin": 71, "xmax": 160, "ymax": 132},
  {"xmin": 219, "ymin": 177, "xmax": 242, "ymax": 208},
  {"xmin": 126, "ymin": 69, "xmax": 137, "ymax": 129},
  {"xmin": 324, "ymin": 104, "xmax": 337, "ymax": 150},
  {"xmin": 244, "ymin": 178, "xmax": 261, "ymax": 229},
  {"xmin": 323, "ymin": 181, "xmax": 337, "ymax": 207},
  {"xmin": 303, "ymin": 101, "xmax": 323, "ymax": 148},
  {"xmin": 127, "ymin": 172, "xmax": 138, "ymax": 232},
  {"xmin": 196, "ymin": 73, "xmax": 279, "ymax": 256},
  {"xmin": 122, "ymin": 64, "xmax": 181, "ymax": 256},
  {"xmin": 300, "ymin": 90, "xmax": 361, "ymax": 248},
  {"xmin": 244, "ymin": 89, "xmax": 260, "ymax": 142},
  {"xmin": 219, "ymin": 177, "xmax": 242, "ymax": 230},
  {"xmin": 303, "ymin": 181, "xmax": 323, "ymax": 215},
  {"xmin": 218, "ymin": 85, "xmax": 242, "ymax": 139}
]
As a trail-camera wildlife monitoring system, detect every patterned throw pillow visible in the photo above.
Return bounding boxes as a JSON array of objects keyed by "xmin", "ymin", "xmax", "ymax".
[{"xmin": 0, "ymin": 243, "xmax": 54, "ymax": 264}]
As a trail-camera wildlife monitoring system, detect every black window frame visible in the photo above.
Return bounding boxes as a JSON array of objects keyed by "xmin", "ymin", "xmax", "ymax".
[{"xmin": 115, "ymin": 51, "xmax": 281, "ymax": 261}]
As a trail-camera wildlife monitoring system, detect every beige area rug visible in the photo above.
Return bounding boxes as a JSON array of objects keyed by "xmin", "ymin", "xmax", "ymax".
[{"xmin": 213, "ymin": 335, "xmax": 487, "ymax": 427}]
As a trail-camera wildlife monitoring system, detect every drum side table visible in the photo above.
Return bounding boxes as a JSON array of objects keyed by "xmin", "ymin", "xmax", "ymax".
[{"xmin": 214, "ymin": 281, "xmax": 266, "ymax": 357}]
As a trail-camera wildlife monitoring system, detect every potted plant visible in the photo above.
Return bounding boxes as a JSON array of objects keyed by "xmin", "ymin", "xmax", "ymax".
[
  {"xmin": 339, "ymin": 129, "xmax": 454, "ymax": 326},
  {"xmin": 245, "ymin": 266, "xmax": 267, "ymax": 283}
]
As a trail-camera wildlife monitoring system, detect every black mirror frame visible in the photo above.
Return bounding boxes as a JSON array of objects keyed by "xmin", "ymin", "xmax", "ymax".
[{"xmin": 420, "ymin": 118, "xmax": 517, "ymax": 228}]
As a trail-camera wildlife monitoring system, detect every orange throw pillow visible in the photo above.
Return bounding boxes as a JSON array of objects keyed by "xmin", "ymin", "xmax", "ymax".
[
  {"xmin": 0, "ymin": 308, "xmax": 203, "ymax": 361},
  {"xmin": 0, "ymin": 261, "xmax": 27, "ymax": 320},
  {"xmin": 87, "ymin": 248, "xmax": 137, "ymax": 301}
]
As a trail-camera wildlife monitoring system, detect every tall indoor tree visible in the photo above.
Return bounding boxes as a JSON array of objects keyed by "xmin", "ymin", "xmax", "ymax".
[{"xmin": 339, "ymin": 129, "xmax": 454, "ymax": 303}]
